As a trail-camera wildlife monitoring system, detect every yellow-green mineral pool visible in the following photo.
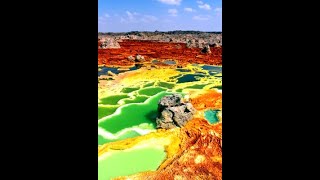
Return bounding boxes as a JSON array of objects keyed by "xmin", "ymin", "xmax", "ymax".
[{"xmin": 98, "ymin": 145, "xmax": 166, "ymax": 180}]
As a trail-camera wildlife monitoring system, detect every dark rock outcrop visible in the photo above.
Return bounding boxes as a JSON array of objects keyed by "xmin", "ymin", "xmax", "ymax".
[
  {"xmin": 201, "ymin": 45, "xmax": 211, "ymax": 54},
  {"xmin": 156, "ymin": 94, "xmax": 196, "ymax": 129}
]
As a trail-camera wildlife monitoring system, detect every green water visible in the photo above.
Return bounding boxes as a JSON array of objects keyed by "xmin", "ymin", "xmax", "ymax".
[
  {"xmin": 184, "ymin": 83, "xmax": 209, "ymax": 89},
  {"xmin": 122, "ymin": 96, "xmax": 149, "ymax": 104},
  {"xmin": 175, "ymin": 89, "xmax": 183, "ymax": 92},
  {"xmin": 98, "ymin": 92, "xmax": 172, "ymax": 135},
  {"xmin": 177, "ymin": 74, "xmax": 206, "ymax": 83},
  {"xmin": 121, "ymin": 87, "xmax": 140, "ymax": 93},
  {"xmin": 142, "ymin": 82, "xmax": 155, "ymax": 87},
  {"xmin": 99, "ymin": 130, "xmax": 142, "ymax": 144},
  {"xmin": 152, "ymin": 60, "xmax": 160, "ymax": 63},
  {"xmin": 156, "ymin": 82, "xmax": 175, "ymax": 89},
  {"xmin": 98, "ymin": 106, "xmax": 118, "ymax": 119},
  {"xmin": 99, "ymin": 123, "xmax": 155, "ymax": 144},
  {"xmin": 211, "ymin": 85, "xmax": 222, "ymax": 90},
  {"xmin": 163, "ymin": 60, "xmax": 176, "ymax": 65},
  {"xmin": 209, "ymin": 71, "xmax": 219, "ymax": 76},
  {"xmin": 98, "ymin": 146, "xmax": 166, "ymax": 180},
  {"xmin": 201, "ymin": 65, "xmax": 222, "ymax": 72},
  {"xmin": 100, "ymin": 95, "xmax": 129, "ymax": 105},
  {"xmin": 137, "ymin": 87, "xmax": 167, "ymax": 96},
  {"xmin": 204, "ymin": 109, "xmax": 220, "ymax": 124},
  {"xmin": 98, "ymin": 135, "xmax": 109, "ymax": 145},
  {"xmin": 176, "ymin": 68, "xmax": 191, "ymax": 72}
]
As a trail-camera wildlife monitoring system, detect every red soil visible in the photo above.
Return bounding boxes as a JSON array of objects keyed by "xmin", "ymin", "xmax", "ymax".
[{"xmin": 98, "ymin": 39, "xmax": 222, "ymax": 67}]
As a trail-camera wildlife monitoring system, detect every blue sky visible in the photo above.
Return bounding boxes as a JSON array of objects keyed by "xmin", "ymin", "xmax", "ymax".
[{"xmin": 98, "ymin": 0, "xmax": 222, "ymax": 32}]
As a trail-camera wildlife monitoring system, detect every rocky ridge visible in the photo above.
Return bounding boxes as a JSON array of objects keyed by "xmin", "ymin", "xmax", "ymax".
[{"xmin": 98, "ymin": 31, "xmax": 222, "ymax": 49}]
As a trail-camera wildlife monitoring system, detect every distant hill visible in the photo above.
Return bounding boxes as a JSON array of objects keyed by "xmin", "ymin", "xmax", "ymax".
[{"xmin": 98, "ymin": 31, "xmax": 222, "ymax": 36}]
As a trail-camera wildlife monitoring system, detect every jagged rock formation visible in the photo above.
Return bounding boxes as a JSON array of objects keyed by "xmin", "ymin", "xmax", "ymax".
[{"xmin": 156, "ymin": 94, "xmax": 196, "ymax": 129}]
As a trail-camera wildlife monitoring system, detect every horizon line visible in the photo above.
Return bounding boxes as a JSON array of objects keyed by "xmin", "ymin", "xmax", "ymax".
[{"xmin": 98, "ymin": 31, "xmax": 222, "ymax": 33}]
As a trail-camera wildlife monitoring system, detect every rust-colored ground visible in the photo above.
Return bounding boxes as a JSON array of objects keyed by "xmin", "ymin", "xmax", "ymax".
[
  {"xmin": 98, "ymin": 40, "xmax": 222, "ymax": 67},
  {"xmin": 189, "ymin": 90, "xmax": 222, "ymax": 111}
]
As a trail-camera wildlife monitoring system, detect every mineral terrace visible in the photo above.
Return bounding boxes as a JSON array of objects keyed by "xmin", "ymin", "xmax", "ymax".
[{"xmin": 98, "ymin": 31, "xmax": 222, "ymax": 180}]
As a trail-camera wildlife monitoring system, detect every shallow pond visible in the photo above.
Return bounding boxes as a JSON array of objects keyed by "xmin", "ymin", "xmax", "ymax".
[
  {"xmin": 163, "ymin": 60, "xmax": 176, "ymax": 65},
  {"xmin": 98, "ymin": 146, "xmax": 166, "ymax": 180},
  {"xmin": 204, "ymin": 109, "xmax": 220, "ymax": 124},
  {"xmin": 177, "ymin": 74, "xmax": 206, "ymax": 83}
]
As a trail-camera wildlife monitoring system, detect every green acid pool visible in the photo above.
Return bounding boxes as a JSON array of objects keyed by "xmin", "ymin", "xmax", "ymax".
[
  {"xmin": 98, "ymin": 106, "xmax": 119, "ymax": 120},
  {"xmin": 204, "ymin": 109, "xmax": 220, "ymax": 124},
  {"xmin": 99, "ymin": 95, "xmax": 129, "ymax": 105},
  {"xmin": 137, "ymin": 87, "xmax": 167, "ymax": 96},
  {"xmin": 98, "ymin": 91, "xmax": 178, "ymax": 145},
  {"xmin": 122, "ymin": 96, "xmax": 149, "ymax": 104},
  {"xmin": 98, "ymin": 146, "xmax": 167, "ymax": 180}
]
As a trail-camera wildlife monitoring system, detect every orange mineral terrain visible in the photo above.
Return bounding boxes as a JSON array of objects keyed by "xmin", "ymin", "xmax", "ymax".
[
  {"xmin": 98, "ymin": 36, "xmax": 222, "ymax": 180},
  {"xmin": 98, "ymin": 39, "xmax": 222, "ymax": 67}
]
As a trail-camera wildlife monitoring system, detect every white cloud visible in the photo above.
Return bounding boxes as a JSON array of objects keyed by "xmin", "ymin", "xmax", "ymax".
[
  {"xmin": 98, "ymin": 20, "xmax": 105, "ymax": 25},
  {"xmin": 198, "ymin": 4, "xmax": 211, "ymax": 10},
  {"xmin": 105, "ymin": 14, "xmax": 110, "ymax": 18},
  {"xmin": 126, "ymin": 11, "xmax": 134, "ymax": 20},
  {"xmin": 121, "ymin": 11, "xmax": 158, "ymax": 23},
  {"xmin": 141, "ymin": 15, "xmax": 158, "ymax": 23},
  {"xmin": 214, "ymin": 7, "xmax": 222, "ymax": 16},
  {"xmin": 192, "ymin": 15, "xmax": 211, "ymax": 20},
  {"xmin": 120, "ymin": 17, "xmax": 126, "ymax": 23},
  {"xmin": 157, "ymin": 0, "xmax": 182, "ymax": 5},
  {"xmin": 184, "ymin": 7, "xmax": 194, "ymax": 12},
  {"xmin": 98, "ymin": 15, "xmax": 109, "ymax": 24},
  {"xmin": 196, "ymin": 1, "xmax": 203, "ymax": 4},
  {"xmin": 163, "ymin": 19, "xmax": 173, "ymax": 23},
  {"xmin": 168, "ymin": 9, "xmax": 178, "ymax": 16},
  {"xmin": 214, "ymin": 8, "xmax": 222, "ymax": 12}
]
